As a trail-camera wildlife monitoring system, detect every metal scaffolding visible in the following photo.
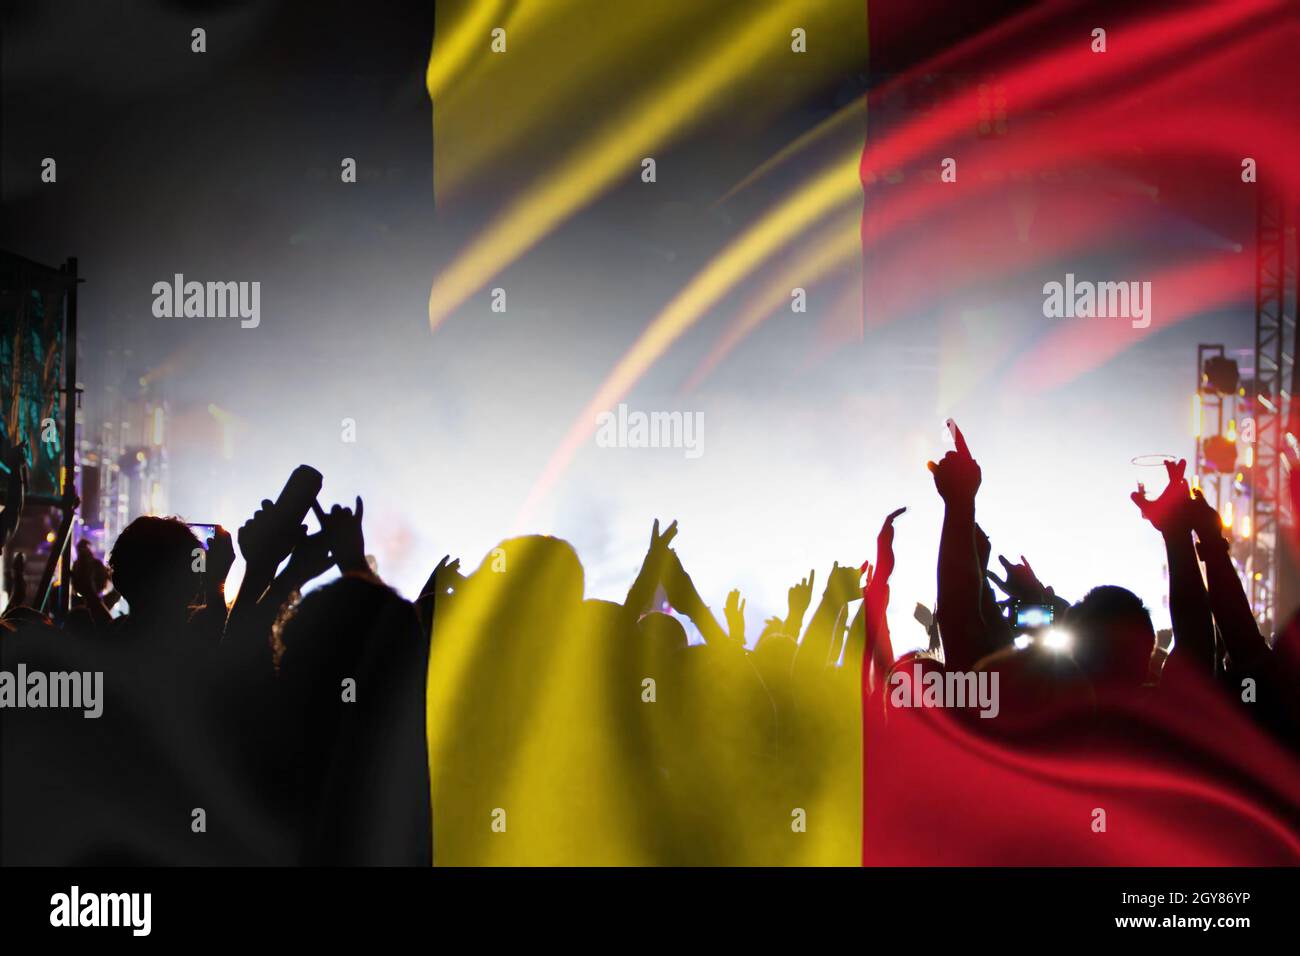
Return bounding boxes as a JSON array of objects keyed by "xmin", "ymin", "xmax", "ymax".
[{"xmin": 1250, "ymin": 191, "xmax": 1299, "ymax": 637}]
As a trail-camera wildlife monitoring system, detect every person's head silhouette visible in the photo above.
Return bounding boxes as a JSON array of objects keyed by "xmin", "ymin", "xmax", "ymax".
[
  {"xmin": 1065, "ymin": 585, "xmax": 1156, "ymax": 688},
  {"xmin": 109, "ymin": 516, "xmax": 202, "ymax": 625}
]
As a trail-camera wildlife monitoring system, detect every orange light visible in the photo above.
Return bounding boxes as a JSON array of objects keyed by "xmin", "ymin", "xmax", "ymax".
[{"xmin": 1221, "ymin": 500, "xmax": 1234, "ymax": 529}]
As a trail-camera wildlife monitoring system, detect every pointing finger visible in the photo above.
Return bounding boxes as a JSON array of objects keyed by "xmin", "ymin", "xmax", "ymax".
[{"xmin": 948, "ymin": 419, "xmax": 971, "ymax": 459}]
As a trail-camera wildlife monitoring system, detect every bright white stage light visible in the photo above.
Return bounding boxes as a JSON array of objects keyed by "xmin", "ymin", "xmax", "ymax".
[{"xmin": 1041, "ymin": 628, "xmax": 1072, "ymax": 652}]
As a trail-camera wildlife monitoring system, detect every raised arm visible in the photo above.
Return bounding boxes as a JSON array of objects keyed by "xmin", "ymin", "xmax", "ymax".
[
  {"xmin": 723, "ymin": 589, "xmax": 746, "ymax": 644},
  {"xmin": 318, "ymin": 497, "xmax": 375, "ymax": 582},
  {"xmin": 226, "ymin": 497, "xmax": 300, "ymax": 639},
  {"xmin": 973, "ymin": 525, "xmax": 1013, "ymax": 652},
  {"xmin": 985, "ymin": 550, "xmax": 1068, "ymax": 648},
  {"xmin": 189, "ymin": 526, "xmax": 235, "ymax": 643},
  {"xmin": 662, "ymin": 547, "xmax": 731, "ymax": 647},
  {"xmin": 856, "ymin": 507, "xmax": 905, "ymax": 687},
  {"xmin": 929, "ymin": 422, "xmax": 985, "ymax": 671},
  {"xmin": 415, "ymin": 555, "xmax": 463, "ymax": 636},
  {"xmin": 795, "ymin": 561, "xmax": 861, "ymax": 679},
  {"xmin": 70, "ymin": 540, "xmax": 115, "ymax": 630},
  {"xmin": 1188, "ymin": 488, "xmax": 1268, "ymax": 672},
  {"xmin": 784, "ymin": 569, "xmax": 815, "ymax": 639},
  {"xmin": 625, "ymin": 519, "xmax": 677, "ymax": 616},
  {"xmin": 1131, "ymin": 459, "xmax": 1216, "ymax": 676}
]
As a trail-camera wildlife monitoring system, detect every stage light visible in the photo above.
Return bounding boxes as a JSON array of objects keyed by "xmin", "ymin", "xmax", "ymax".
[
  {"xmin": 1221, "ymin": 500, "xmax": 1233, "ymax": 529},
  {"xmin": 1203, "ymin": 355, "xmax": 1239, "ymax": 395},
  {"xmin": 1241, "ymin": 514, "xmax": 1252, "ymax": 538},
  {"xmin": 1013, "ymin": 635, "xmax": 1033, "ymax": 650},
  {"xmin": 1191, "ymin": 393, "xmax": 1202, "ymax": 437},
  {"xmin": 1202, "ymin": 435, "xmax": 1237, "ymax": 473},
  {"xmin": 1041, "ymin": 629, "xmax": 1072, "ymax": 652},
  {"xmin": 209, "ymin": 405, "xmax": 237, "ymax": 461}
]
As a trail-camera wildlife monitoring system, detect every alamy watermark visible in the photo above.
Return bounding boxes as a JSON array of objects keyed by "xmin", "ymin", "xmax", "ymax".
[
  {"xmin": 888, "ymin": 662, "xmax": 1000, "ymax": 719},
  {"xmin": 0, "ymin": 665, "xmax": 103, "ymax": 718},
  {"xmin": 1043, "ymin": 273, "xmax": 1151, "ymax": 329},
  {"xmin": 152, "ymin": 274, "xmax": 260, "ymax": 328},
  {"xmin": 50, "ymin": 886, "xmax": 150, "ymax": 936},
  {"xmin": 595, "ymin": 403, "xmax": 704, "ymax": 459}
]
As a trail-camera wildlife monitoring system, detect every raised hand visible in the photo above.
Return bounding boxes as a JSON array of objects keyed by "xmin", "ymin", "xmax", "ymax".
[
  {"xmin": 724, "ymin": 589, "xmax": 746, "ymax": 644},
  {"xmin": 1187, "ymin": 487, "xmax": 1227, "ymax": 547},
  {"xmin": 927, "ymin": 420, "xmax": 981, "ymax": 505},
  {"xmin": 415, "ymin": 555, "xmax": 462, "ymax": 633},
  {"xmin": 661, "ymin": 548, "xmax": 696, "ymax": 613},
  {"xmin": 205, "ymin": 526, "xmax": 237, "ymax": 588},
  {"xmin": 429, "ymin": 555, "xmax": 463, "ymax": 595},
  {"xmin": 626, "ymin": 518, "xmax": 680, "ymax": 614},
  {"xmin": 986, "ymin": 553, "xmax": 1051, "ymax": 604},
  {"xmin": 859, "ymin": 560, "xmax": 874, "ymax": 592},
  {"xmin": 660, "ymin": 548, "xmax": 730, "ymax": 646},
  {"xmin": 930, "ymin": 420, "xmax": 988, "ymax": 669},
  {"xmin": 317, "ymin": 497, "xmax": 367, "ymax": 575},
  {"xmin": 649, "ymin": 518, "xmax": 678, "ymax": 559},
  {"xmin": 826, "ymin": 561, "xmax": 863, "ymax": 604},
  {"xmin": 281, "ymin": 530, "xmax": 334, "ymax": 589},
  {"xmin": 238, "ymin": 498, "xmax": 304, "ymax": 575},
  {"xmin": 1131, "ymin": 458, "xmax": 1192, "ymax": 536},
  {"xmin": 786, "ymin": 569, "xmax": 815, "ymax": 631},
  {"xmin": 1187, "ymin": 489, "xmax": 1266, "ymax": 670},
  {"xmin": 795, "ymin": 562, "xmax": 861, "ymax": 677},
  {"xmin": 71, "ymin": 540, "xmax": 110, "ymax": 598},
  {"xmin": 874, "ymin": 507, "xmax": 906, "ymax": 584}
]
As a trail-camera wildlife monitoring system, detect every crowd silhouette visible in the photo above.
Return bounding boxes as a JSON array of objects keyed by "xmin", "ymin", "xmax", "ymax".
[{"xmin": 1, "ymin": 422, "xmax": 1298, "ymax": 865}]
